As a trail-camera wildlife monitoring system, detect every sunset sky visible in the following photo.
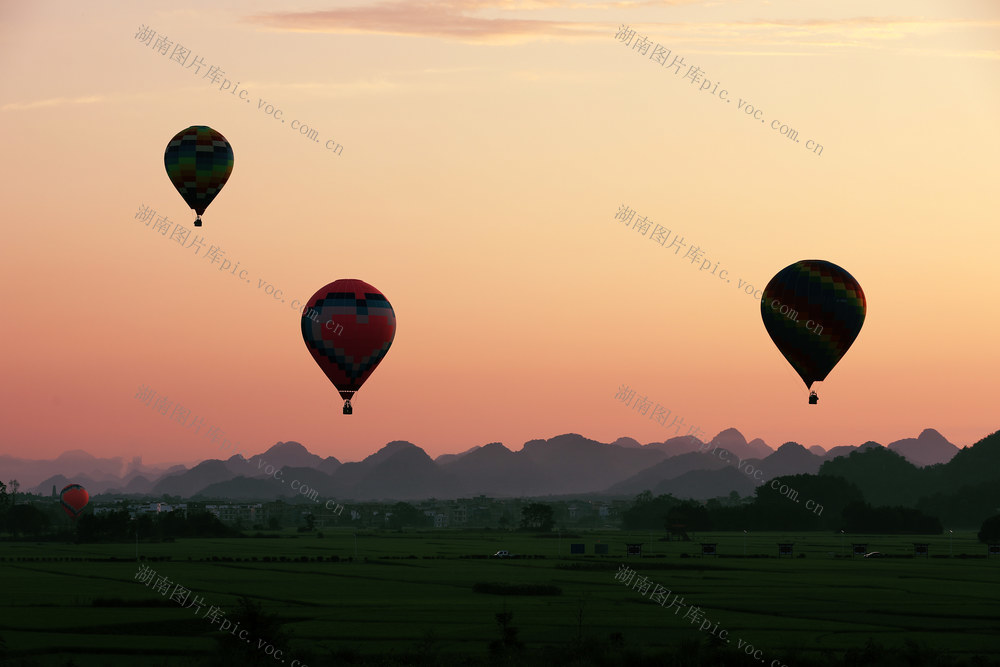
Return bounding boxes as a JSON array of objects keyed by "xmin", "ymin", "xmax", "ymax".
[{"xmin": 1, "ymin": 0, "xmax": 998, "ymax": 465}]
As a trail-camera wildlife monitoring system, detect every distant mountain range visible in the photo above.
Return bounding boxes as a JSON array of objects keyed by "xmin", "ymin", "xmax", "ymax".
[{"xmin": 8, "ymin": 427, "xmax": 970, "ymax": 503}]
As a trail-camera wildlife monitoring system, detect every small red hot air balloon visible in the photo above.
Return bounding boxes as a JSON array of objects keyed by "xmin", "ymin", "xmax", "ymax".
[
  {"xmin": 60, "ymin": 484, "xmax": 89, "ymax": 519},
  {"xmin": 300, "ymin": 279, "xmax": 396, "ymax": 414}
]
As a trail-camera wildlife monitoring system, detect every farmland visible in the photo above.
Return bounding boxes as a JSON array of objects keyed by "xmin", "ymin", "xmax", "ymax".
[{"xmin": 1, "ymin": 530, "xmax": 998, "ymax": 666}]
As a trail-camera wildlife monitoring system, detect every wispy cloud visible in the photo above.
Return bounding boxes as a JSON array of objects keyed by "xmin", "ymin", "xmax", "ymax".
[
  {"xmin": 0, "ymin": 87, "xmax": 215, "ymax": 113},
  {"xmin": 245, "ymin": 1, "xmax": 608, "ymax": 44},
  {"xmin": 0, "ymin": 73, "xmax": 466, "ymax": 113},
  {"xmin": 625, "ymin": 16, "xmax": 1000, "ymax": 57},
  {"xmin": 1, "ymin": 95, "xmax": 106, "ymax": 112},
  {"xmin": 240, "ymin": 78, "xmax": 417, "ymax": 97},
  {"xmin": 246, "ymin": 2, "xmax": 1000, "ymax": 57}
]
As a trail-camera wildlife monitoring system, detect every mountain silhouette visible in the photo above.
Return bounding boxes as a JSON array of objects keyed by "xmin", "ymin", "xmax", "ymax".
[
  {"xmin": 439, "ymin": 442, "xmax": 545, "ymax": 496},
  {"xmin": 610, "ymin": 437, "xmax": 644, "ymax": 449},
  {"xmin": 517, "ymin": 433, "xmax": 668, "ymax": 494},
  {"xmin": 888, "ymin": 429, "xmax": 959, "ymax": 467},
  {"xmin": 19, "ymin": 427, "xmax": 998, "ymax": 507},
  {"xmin": 701, "ymin": 428, "xmax": 773, "ymax": 461},
  {"xmin": 336, "ymin": 442, "xmax": 465, "ymax": 500},
  {"xmin": 753, "ymin": 442, "xmax": 823, "ymax": 479},
  {"xmin": 652, "ymin": 465, "xmax": 759, "ymax": 500},
  {"xmin": 247, "ymin": 441, "xmax": 335, "ymax": 471},
  {"xmin": 819, "ymin": 445, "xmax": 924, "ymax": 506},
  {"xmin": 151, "ymin": 460, "xmax": 239, "ymax": 497},
  {"xmin": 606, "ymin": 449, "xmax": 732, "ymax": 495},
  {"xmin": 434, "ymin": 445, "xmax": 484, "ymax": 464}
]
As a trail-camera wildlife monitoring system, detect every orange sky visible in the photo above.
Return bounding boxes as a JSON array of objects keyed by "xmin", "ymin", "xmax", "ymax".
[{"xmin": 1, "ymin": 0, "xmax": 998, "ymax": 465}]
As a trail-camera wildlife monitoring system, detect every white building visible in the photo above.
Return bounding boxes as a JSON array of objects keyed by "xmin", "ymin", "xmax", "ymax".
[
  {"xmin": 130, "ymin": 502, "xmax": 186, "ymax": 518},
  {"xmin": 204, "ymin": 504, "xmax": 261, "ymax": 523}
]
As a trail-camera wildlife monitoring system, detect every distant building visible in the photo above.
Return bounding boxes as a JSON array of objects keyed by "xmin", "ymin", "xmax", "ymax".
[
  {"xmin": 130, "ymin": 502, "xmax": 187, "ymax": 518},
  {"xmin": 204, "ymin": 504, "xmax": 260, "ymax": 523},
  {"xmin": 434, "ymin": 513, "xmax": 449, "ymax": 528}
]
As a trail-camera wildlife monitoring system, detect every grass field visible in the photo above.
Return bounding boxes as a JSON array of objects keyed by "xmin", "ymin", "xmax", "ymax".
[{"xmin": 1, "ymin": 530, "xmax": 998, "ymax": 666}]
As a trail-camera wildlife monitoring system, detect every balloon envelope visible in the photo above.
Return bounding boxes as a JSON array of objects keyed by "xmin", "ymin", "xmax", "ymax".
[
  {"xmin": 60, "ymin": 483, "xmax": 89, "ymax": 519},
  {"xmin": 301, "ymin": 279, "xmax": 396, "ymax": 408},
  {"xmin": 760, "ymin": 259, "xmax": 866, "ymax": 389},
  {"xmin": 163, "ymin": 126, "xmax": 234, "ymax": 220}
]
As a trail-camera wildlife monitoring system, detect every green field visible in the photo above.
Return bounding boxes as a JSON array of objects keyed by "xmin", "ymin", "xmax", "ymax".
[{"xmin": 1, "ymin": 530, "xmax": 998, "ymax": 666}]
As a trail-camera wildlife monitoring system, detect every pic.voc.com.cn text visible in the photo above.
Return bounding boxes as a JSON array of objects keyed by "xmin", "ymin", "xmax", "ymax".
[
  {"xmin": 134, "ymin": 24, "xmax": 343, "ymax": 157},
  {"xmin": 613, "ymin": 25, "xmax": 824, "ymax": 157},
  {"xmin": 613, "ymin": 204, "xmax": 824, "ymax": 336}
]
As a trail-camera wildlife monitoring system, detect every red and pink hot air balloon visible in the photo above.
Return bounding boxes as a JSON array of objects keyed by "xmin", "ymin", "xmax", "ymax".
[
  {"xmin": 300, "ymin": 279, "xmax": 396, "ymax": 414},
  {"xmin": 60, "ymin": 484, "xmax": 89, "ymax": 519}
]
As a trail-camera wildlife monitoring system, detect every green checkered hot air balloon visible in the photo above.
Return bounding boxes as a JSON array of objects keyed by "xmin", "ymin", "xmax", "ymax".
[
  {"xmin": 760, "ymin": 260, "xmax": 866, "ymax": 404},
  {"xmin": 164, "ymin": 126, "xmax": 234, "ymax": 227}
]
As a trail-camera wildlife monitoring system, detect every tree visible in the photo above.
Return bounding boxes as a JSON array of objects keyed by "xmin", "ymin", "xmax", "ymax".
[
  {"xmin": 213, "ymin": 596, "xmax": 290, "ymax": 666},
  {"xmin": 841, "ymin": 501, "xmax": 942, "ymax": 534},
  {"xmin": 0, "ymin": 481, "xmax": 8, "ymax": 529},
  {"xmin": 621, "ymin": 493, "xmax": 680, "ymax": 530},
  {"xmin": 488, "ymin": 610, "xmax": 524, "ymax": 665},
  {"xmin": 7, "ymin": 480, "xmax": 18, "ymax": 506},
  {"xmin": 749, "ymin": 474, "xmax": 863, "ymax": 531},
  {"xmin": 665, "ymin": 501, "xmax": 712, "ymax": 532},
  {"xmin": 818, "ymin": 448, "xmax": 924, "ymax": 506},
  {"xmin": 7, "ymin": 504, "xmax": 49, "ymax": 537},
  {"xmin": 519, "ymin": 503, "xmax": 554, "ymax": 532},
  {"xmin": 977, "ymin": 514, "xmax": 1000, "ymax": 543},
  {"xmin": 386, "ymin": 502, "xmax": 431, "ymax": 529},
  {"xmin": 304, "ymin": 513, "xmax": 316, "ymax": 531},
  {"xmin": 918, "ymin": 481, "xmax": 1000, "ymax": 529}
]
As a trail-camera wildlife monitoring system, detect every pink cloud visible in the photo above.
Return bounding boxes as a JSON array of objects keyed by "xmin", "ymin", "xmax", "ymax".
[{"xmin": 246, "ymin": 1, "xmax": 607, "ymax": 43}]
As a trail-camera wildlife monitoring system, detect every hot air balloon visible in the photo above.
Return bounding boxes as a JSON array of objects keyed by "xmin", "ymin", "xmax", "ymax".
[
  {"xmin": 760, "ymin": 260, "xmax": 866, "ymax": 404},
  {"xmin": 301, "ymin": 279, "xmax": 396, "ymax": 414},
  {"xmin": 164, "ymin": 126, "xmax": 234, "ymax": 227},
  {"xmin": 60, "ymin": 483, "xmax": 89, "ymax": 520}
]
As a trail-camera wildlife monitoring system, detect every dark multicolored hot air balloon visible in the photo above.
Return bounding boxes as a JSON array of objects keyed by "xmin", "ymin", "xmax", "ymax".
[
  {"xmin": 301, "ymin": 279, "xmax": 396, "ymax": 414},
  {"xmin": 760, "ymin": 260, "xmax": 866, "ymax": 403},
  {"xmin": 60, "ymin": 483, "xmax": 89, "ymax": 520},
  {"xmin": 164, "ymin": 126, "xmax": 234, "ymax": 227}
]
